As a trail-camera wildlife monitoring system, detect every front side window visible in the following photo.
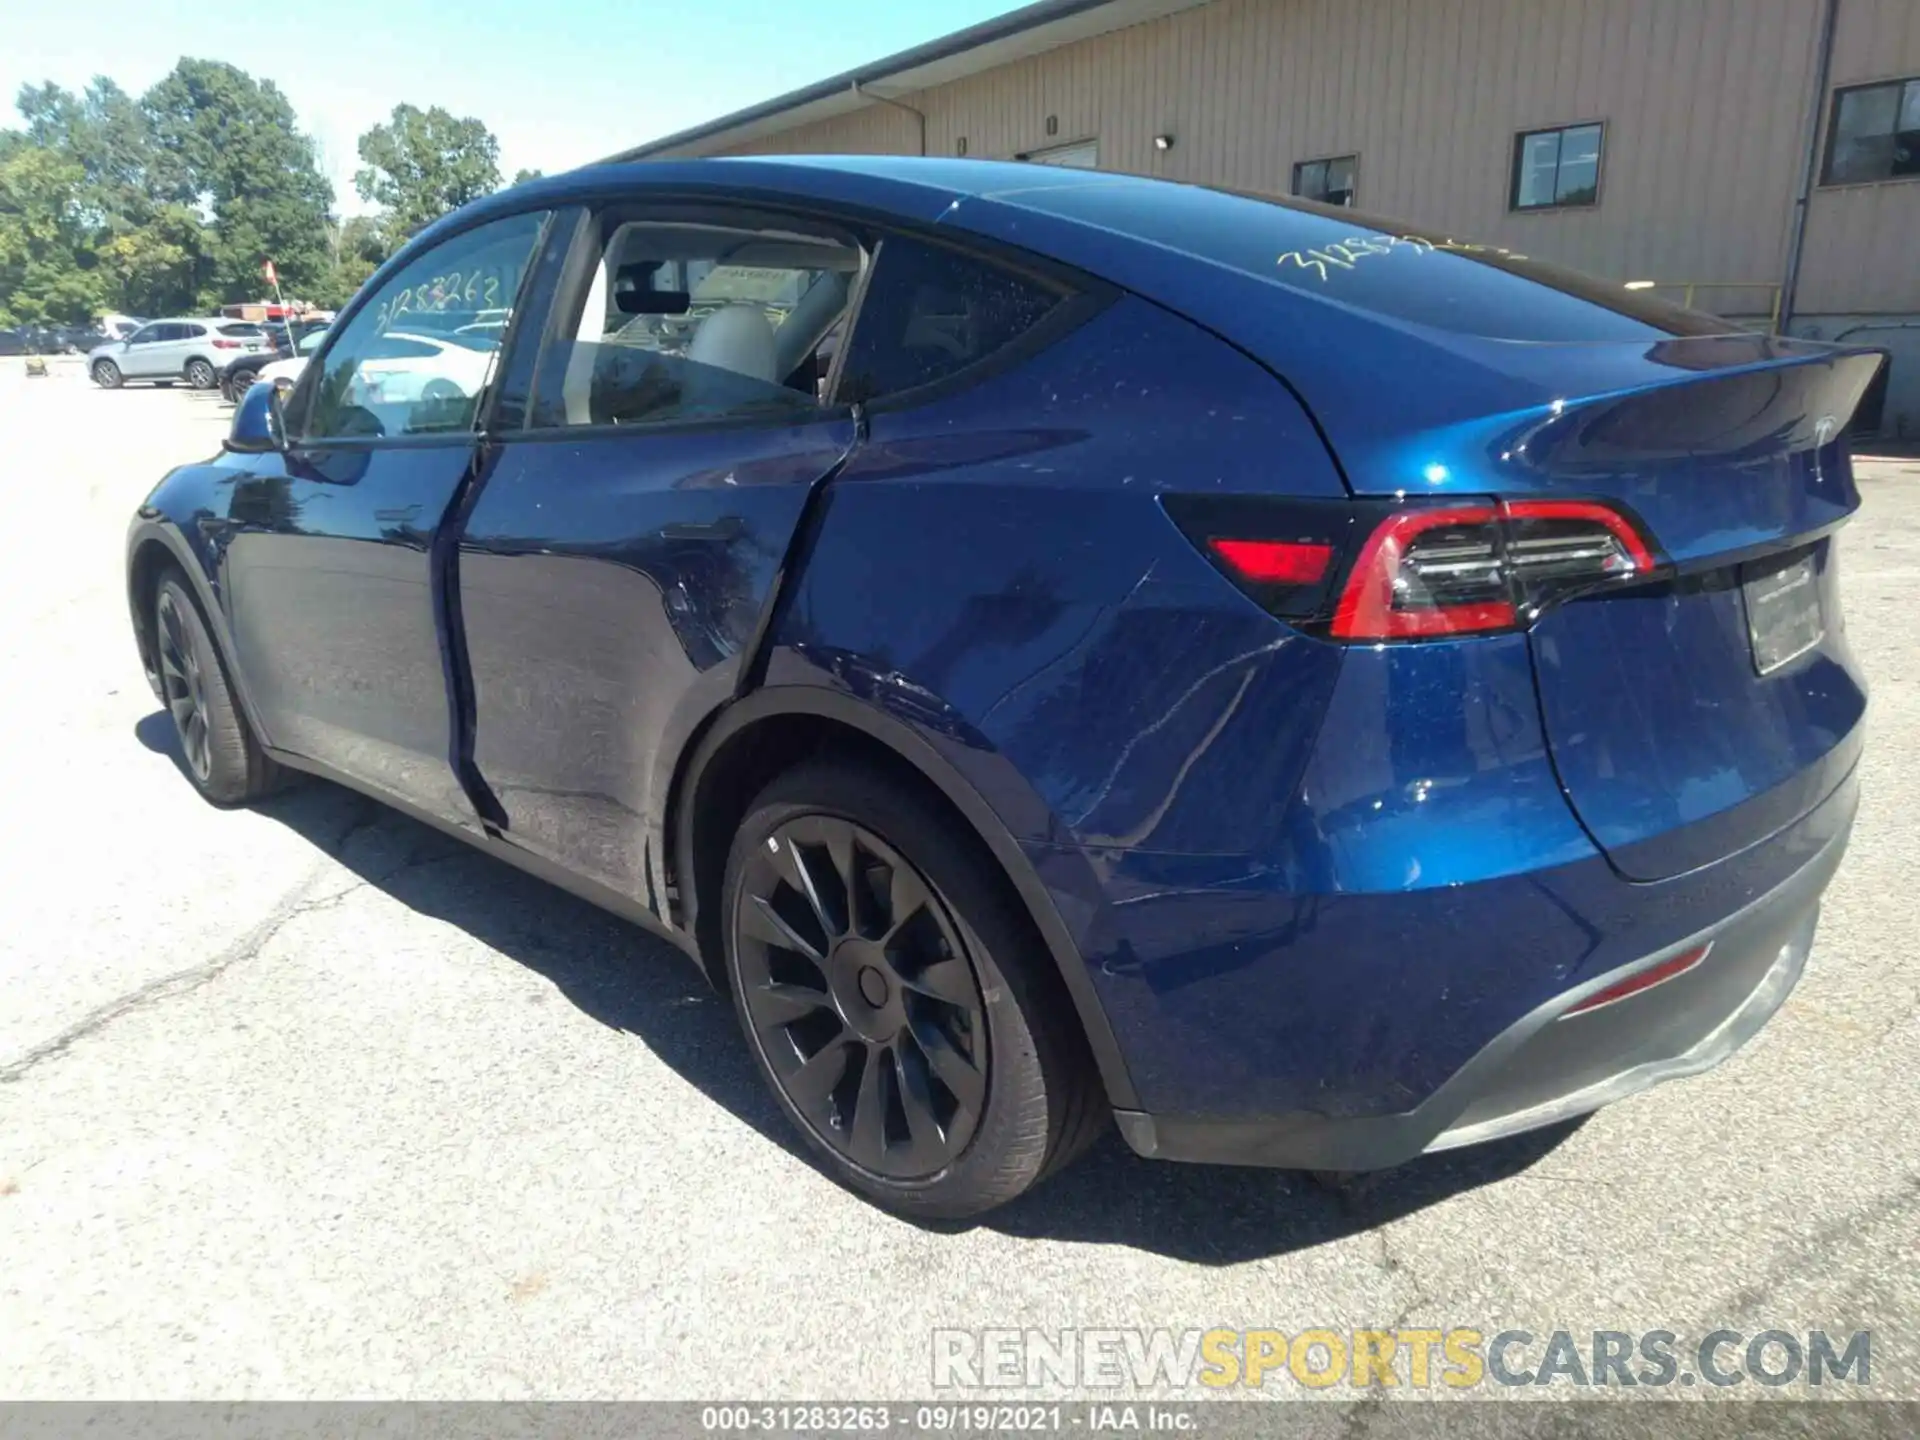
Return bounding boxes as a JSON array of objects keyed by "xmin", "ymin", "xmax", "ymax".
[
  {"xmin": 1511, "ymin": 123, "xmax": 1603, "ymax": 210},
  {"xmin": 1823, "ymin": 77, "xmax": 1920, "ymax": 184},
  {"xmin": 835, "ymin": 236, "xmax": 1068, "ymax": 404},
  {"xmin": 299, "ymin": 209, "xmax": 547, "ymax": 440},
  {"xmin": 530, "ymin": 214, "xmax": 860, "ymax": 428},
  {"xmin": 128, "ymin": 325, "xmax": 164, "ymax": 346},
  {"xmin": 1293, "ymin": 155, "xmax": 1358, "ymax": 207}
]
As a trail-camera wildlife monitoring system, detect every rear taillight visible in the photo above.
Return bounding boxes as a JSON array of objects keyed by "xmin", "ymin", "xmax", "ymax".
[
  {"xmin": 1166, "ymin": 494, "xmax": 1659, "ymax": 641},
  {"xmin": 212, "ymin": 338, "xmax": 241, "ymax": 350},
  {"xmin": 1207, "ymin": 538, "xmax": 1333, "ymax": 585},
  {"xmin": 1330, "ymin": 499, "xmax": 1656, "ymax": 641}
]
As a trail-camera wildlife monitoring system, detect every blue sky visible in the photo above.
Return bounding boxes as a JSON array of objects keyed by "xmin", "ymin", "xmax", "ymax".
[{"xmin": 2, "ymin": 0, "xmax": 1020, "ymax": 212}]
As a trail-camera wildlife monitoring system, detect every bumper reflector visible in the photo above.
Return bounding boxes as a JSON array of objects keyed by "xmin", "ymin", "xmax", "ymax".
[{"xmin": 1562, "ymin": 945, "xmax": 1711, "ymax": 1017}]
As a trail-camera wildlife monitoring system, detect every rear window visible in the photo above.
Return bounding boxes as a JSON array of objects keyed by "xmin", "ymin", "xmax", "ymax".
[
  {"xmin": 837, "ymin": 236, "xmax": 1067, "ymax": 402},
  {"xmin": 218, "ymin": 323, "xmax": 263, "ymax": 337},
  {"xmin": 1001, "ymin": 179, "xmax": 1730, "ymax": 341}
]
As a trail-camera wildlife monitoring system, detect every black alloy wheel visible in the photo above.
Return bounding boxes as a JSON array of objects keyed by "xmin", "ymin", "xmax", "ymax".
[
  {"xmin": 152, "ymin": 574, "xmax": 278, "ymax": 805},
  {"xmin": 733, "ymin": 814, "xmax": 989, "ymax": 1179},
  {"xmin": 723, "ymin": 760, "xmax": 1106, "ymax": 1218},
  {"xmin": 157, "ymin": 585, "xmax": 213, "ymax": 782}
]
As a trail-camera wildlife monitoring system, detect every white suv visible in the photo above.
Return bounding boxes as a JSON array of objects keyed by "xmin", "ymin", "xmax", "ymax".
[{"xmin": 87, "ymin": 318, "xmax": 267, "ymax": 390}]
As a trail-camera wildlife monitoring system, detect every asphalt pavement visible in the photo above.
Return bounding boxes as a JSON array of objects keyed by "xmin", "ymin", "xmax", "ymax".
[{"xmin": 1, "ymin": 362, "xmax": 1916, "ymax": 1403}]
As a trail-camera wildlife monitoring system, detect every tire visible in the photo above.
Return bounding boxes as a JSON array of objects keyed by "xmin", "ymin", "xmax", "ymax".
[
  {"xmin": 154, "ymin": 574, "xmax": 277, "ymax": 805},
  {"xmin": 92, "ymin": 359, "xmax": 122, "ymax": 389},
  {"xmin": 185, "ymin": 358, "xmax": 217, "ymax": 390},
  {"xmin": 722, "ymin": 758, "xmax": 1105, "ymax": 1218}
]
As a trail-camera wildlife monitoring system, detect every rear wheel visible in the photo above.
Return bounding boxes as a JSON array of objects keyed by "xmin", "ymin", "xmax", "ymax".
[
  {"xmin": 185, "ymin": 358, "xmax": 217, "ymax": 390},
  {"xmin": 723, "ymin": 759, "xmax": 1105, "ymax": 1218},
  {"xmin": 155, "ymin": 574, "xmax": 277, "ymax": 805},
  {"xmin": 91, "ymin": 359, "xmax": 122, "ymax": 389}
]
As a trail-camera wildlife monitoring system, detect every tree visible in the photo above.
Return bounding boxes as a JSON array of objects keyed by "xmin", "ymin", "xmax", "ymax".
[
  {"xmin": 95, "ymin": 203, "xmax": 209, "ymax": 317},
  {"xmin": 510, "ymin": 167, "xmax": 545, "ymax": 187},
  {"xmin": 313, "ymin": 213, "xmax": 388, "ymax": 309},
  {"xmin": 0, "ymin": 134, "xmax": 103, "ymax": 324},
  {"xmin": 17, "ymin": 78, "xmax": 157, "ymax": 233},
  {"xmin": 141, "ymin": 59, "xmax": 334, "ymax": 307},
  {"xmin": 1, "ymin": 62, "xmax": 527, "ymax": 323},
  {"xmin": 354, "ymin": 104, "xmax": 501, "ymax": 243}
]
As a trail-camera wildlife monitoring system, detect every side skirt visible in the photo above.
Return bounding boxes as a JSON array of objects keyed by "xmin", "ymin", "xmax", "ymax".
[{"xmin": 263, "ymin": 745, "xmax": 707, "ymax": 973}]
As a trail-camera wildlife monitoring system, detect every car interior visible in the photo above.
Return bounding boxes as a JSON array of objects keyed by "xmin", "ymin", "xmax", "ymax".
[{"xmin": 541, "ymin": 219, "xmax": 863, "ymax": 428}]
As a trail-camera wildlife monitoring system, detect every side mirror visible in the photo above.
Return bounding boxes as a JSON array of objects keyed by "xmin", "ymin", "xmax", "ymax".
[{"xmin": 226, "ymin": 379, "xmax": 288, "ymax": 454}]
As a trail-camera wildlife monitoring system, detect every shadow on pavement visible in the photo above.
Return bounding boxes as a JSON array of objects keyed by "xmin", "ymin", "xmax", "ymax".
[{"xmin": 137, "ymin": 712, "xmax": 1582, "ymax": 1263}]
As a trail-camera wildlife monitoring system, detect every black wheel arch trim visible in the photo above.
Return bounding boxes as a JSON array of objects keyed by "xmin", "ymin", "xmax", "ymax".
[
  {"xmin": 125, "ymin": 516, "xmax": 274, "ymax": 749},
  {"xmin": 671, "ymin": 681, "xmax": 1141, "ymax": 1111}
]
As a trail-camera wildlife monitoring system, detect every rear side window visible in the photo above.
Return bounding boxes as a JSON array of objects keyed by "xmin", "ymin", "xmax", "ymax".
[
  {"xmin": 529, "ymin": 212, "xmax": 860, "ymax": 429},
  {"xmin": 182, "ymin": 324, "xmax": 207, "ymax": 338},
  {"xmin": 836, "ymin": 237, "xmax": 1067, "ymax": 403}
]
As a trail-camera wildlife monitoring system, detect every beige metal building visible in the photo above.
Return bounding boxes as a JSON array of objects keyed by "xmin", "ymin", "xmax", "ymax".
[{"xmin": 616, "ymin": 0, "xmax": 1920, "ymax": 438}]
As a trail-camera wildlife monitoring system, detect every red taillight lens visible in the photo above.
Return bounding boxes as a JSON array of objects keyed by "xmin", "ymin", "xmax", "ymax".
[
  {"xmin": 1331, "ymin": 504, "xmax": 1514, "ymax": 639},
  {"xmin": 1330, "ymin": 499, "xmax": 1657, "ymax": 641},
  {"xmin": 1562, "ymin": 945, "xmax": 1710, "ymax": 1016},
  {"xmin": 1208, "ymin": 538, "xmax": 1333, "ymax": 585},
  {"xmin": 211, "ymin": 338, "xmax": 241, "ymax": 349}
]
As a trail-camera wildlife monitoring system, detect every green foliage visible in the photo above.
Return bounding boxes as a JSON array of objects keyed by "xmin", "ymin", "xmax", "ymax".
[
  {"xmin": 143, "ymin": 59, "xmax": 335, "ymax": 306},
  {"xmin": 355, "ymin": 104, "xmax": 502, "ymax": 246},
  {"xmin": 0, "ymin": 137, "xmax": 104, "ymax": 324},
  {"xmin": 312, "ymin": 214, "xmax": 388, "ymax": 310},
  {"xmin": 511, "ymin": 168, "xmax": 545, "ymax": 187},
  {"xmin": 1, "ymin": 64, "xmax": 523, "ymax": 326}
]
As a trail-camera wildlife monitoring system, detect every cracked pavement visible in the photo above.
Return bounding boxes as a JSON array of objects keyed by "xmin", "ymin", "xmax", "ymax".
[{"xmin": 1, "ymin": 368, "xmax": 1917, "ymax": 1401}]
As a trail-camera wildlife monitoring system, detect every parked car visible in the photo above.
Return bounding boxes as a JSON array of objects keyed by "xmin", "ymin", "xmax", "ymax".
[
  {"xmin": 89, "ymin": 318, "xmax": 269, "ymax": 390},
  {"xmin": 0, "ymin": 323, "xmax": 103, "ymax": 355},
  {"xmin": 126, "ymin": 159, "xmax": 1879, "ymax": 1219},
  {"xmin": 56, "ymin": 324, "xmax": 113, "ymax": 352},
  {"xmin": 252, "ymin": 327, "xmax": 491, "ymax": 408},
  {"xmin": 221, "ymin": 324, "xmax": 329, "ymax": 402}
]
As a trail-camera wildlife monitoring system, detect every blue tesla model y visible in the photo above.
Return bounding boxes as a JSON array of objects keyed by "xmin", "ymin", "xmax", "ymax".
[{"xmin": 127, "ymin": 158, "xmax": 1879, "ymax": 1217}]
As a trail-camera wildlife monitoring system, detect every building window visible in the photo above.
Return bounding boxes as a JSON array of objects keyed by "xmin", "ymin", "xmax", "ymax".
[
  {"xmin": 1292, "ymin": 154, "xmax": 1357, "ymax": 207},
  {"xmin": 1026, "ymin": 139, "xmax": 1097, "ymax": 168},
  {"xmin": 1823, "ymin": 77, "xmax": 1920, "ymax": 184},
  {"xmin": 1510, "ymin": 123, "xmax": 1603, "ymax": 210}
]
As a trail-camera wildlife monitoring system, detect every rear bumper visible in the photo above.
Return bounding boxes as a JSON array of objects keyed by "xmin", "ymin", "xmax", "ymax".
[{"xmin": 1112, "ymin": 780, "xmax": 1851, "ymax": 1171}]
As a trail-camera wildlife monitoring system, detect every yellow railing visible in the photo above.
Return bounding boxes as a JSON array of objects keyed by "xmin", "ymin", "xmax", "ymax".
[{"xmin": 1623, "ymin": 280, "xmax": 1784, "ymax": 332}]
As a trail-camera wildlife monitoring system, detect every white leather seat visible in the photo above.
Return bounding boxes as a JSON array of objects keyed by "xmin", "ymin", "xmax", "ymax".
[{"xmin": 688, "ymin": 304, "xmax": 778, "ymax": 383}]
